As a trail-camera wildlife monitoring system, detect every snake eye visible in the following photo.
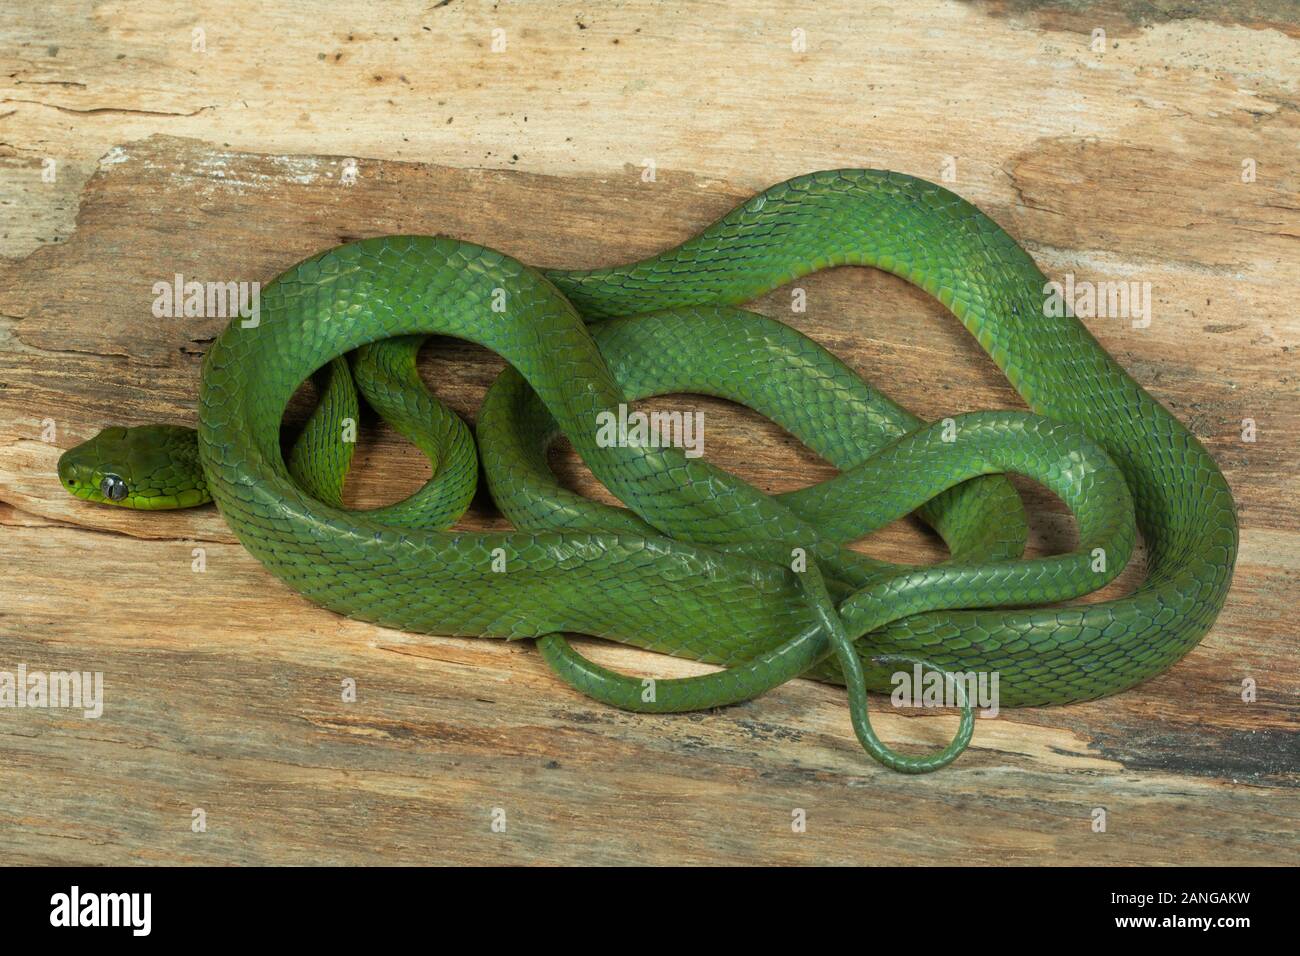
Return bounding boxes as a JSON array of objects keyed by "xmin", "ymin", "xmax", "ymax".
[{"xmin": 100, "ymin": 474, "xmax": 128, "ymax": 501}]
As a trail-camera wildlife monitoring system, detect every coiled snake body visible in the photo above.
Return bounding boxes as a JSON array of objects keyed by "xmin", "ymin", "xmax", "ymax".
[{"xmin": 58, "ymin": 170, "xmax": 1237, "ymax": 772}]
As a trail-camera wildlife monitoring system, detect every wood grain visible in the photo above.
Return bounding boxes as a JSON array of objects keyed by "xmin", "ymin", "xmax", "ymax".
[{"xmin": 0, "ymin": 1, "xmax": 1296, "ymax": 866}]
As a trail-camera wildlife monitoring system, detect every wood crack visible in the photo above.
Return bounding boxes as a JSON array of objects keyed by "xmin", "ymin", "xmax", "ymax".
[{"xmin": 0, "ymin": 98, "xmax": 214, "ymax": 118}]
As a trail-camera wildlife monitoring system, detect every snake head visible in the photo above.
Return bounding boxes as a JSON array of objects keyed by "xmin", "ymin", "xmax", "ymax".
[{"xmin": 57, "ymin": 425, "xmax": 211, "ymax": 510}]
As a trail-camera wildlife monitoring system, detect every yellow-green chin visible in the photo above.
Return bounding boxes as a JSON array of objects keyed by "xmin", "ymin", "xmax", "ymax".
[{"xmin": 65, "ymin": 484, "xmax": 211, "ymax": 510}]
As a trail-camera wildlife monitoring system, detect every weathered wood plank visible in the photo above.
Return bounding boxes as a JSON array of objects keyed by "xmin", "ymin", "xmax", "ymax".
[{"xmin": 0, "ymin": 1, "xmax": 1296, "ymax": 866}]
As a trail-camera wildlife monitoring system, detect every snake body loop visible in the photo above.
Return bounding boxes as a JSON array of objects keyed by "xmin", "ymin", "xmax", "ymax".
[{"xmin": 59, "ymin": 170, "xmax": 1237, "ymax": 772}]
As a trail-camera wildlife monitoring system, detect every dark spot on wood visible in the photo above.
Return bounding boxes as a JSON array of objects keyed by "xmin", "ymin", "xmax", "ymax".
[
  {"xmin": 961, "ymin": 0, "xmax": 1300, "ymax": 39},
  {"xmin": 1092, "ymin": 726, "xmax": 1300, "ymax": 784}
]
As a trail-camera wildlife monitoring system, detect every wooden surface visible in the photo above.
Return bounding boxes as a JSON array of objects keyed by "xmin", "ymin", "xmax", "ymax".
[{"xmin": 1, "ymin": 1, "xmax": 1297, "ymax": 866}]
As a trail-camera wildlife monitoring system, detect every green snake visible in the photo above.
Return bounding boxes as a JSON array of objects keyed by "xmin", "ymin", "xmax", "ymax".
[{"xmin": 57, "ymin": 169, "xmax": 1237, "ymax": 773}]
